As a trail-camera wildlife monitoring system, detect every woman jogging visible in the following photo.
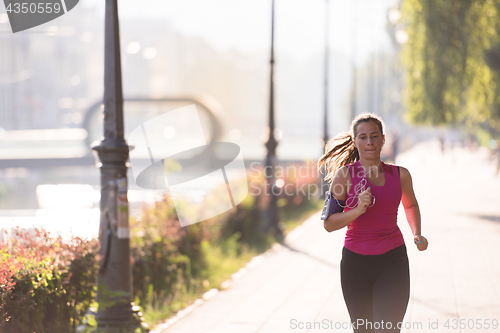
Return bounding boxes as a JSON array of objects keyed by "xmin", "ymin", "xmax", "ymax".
[{"xmin": 318, "ymin": 113, "xmax": 428, "ymax": 333}]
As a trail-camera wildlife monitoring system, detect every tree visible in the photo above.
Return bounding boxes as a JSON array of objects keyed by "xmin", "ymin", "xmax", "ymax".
[{"xmin": 401, "ymin": 0, "xmax": 500, "ymax": 135}]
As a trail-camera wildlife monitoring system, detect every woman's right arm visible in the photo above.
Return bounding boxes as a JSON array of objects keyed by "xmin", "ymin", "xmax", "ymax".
[{"xmin": 323, "ymin": 166, "xmax": 371, "ymax": 232}]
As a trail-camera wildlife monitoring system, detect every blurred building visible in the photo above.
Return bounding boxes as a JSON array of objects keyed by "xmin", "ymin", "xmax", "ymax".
[
  {"xmin": 0, "ymin": 4, "xmax": 357, "ymax": 151},
  {"xmin": 0, "ymin": 7, "xmax": 102, "ymax": 130},
  {"xmin": 0, "ymin": 7, "xmax": 271, "ymax": 135}
]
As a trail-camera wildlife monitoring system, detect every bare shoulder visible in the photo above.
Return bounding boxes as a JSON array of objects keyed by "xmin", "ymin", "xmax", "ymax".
[
  {"xmin": 398, "ymin": 166, "xmax": 411, "ymax": 180},
  {"xmin": 397, "ymin": 166, "xmax": 413, "ymax": 189}
]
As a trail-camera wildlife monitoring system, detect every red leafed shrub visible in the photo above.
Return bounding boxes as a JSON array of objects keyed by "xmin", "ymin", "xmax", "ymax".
[{"xmin": 0, "ymin": 228, "xmax": 99, "ymax": 333}]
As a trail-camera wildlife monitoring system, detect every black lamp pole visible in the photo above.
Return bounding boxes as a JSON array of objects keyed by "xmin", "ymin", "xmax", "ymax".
[
  {"xmin": 350, "ymin": 0, "xmax": 358, "ymax": 121},
  {"xmin": 321, "ymin": 0, "xmax": 330, "ymax": 196},
  {"xmin": 323, "ymin": 0, "xmax": 330, "ymax": 147},
  {"xmin": 91, "ymin": 0, "xmax": 146, "ymax": 331},
  {"xmin": 264, "ymin": 0, "xmax": 282, "ymax": 240}
]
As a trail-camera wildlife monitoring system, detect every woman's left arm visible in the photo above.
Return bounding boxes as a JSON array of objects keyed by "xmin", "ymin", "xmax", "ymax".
[{"xmin": 400, "ymin": 167, "xmax": 428, "ymax": 251}]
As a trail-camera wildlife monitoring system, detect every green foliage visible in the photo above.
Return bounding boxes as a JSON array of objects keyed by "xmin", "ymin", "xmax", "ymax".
[
  {"xmin": 130, "ymin": 196, "xmax": 209, "ymax": 312},
  {"xmin": 129, "ymin": 190, "xmax": 267, "ymax": 326},
  {"xmin": 401, "ymin": 0, "xmax": 500, "ymax": 131}
]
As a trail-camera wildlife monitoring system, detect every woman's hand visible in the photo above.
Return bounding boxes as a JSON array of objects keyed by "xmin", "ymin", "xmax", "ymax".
[
  {"xmin": 413, "ymin": 235, "xmax": 428, "ymax": 251},
  {"xmin": 355, "ymin": 187, "xmax": 372, "ymax": 214}
]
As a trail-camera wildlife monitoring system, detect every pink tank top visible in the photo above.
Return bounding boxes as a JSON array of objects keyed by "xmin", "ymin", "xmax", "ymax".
[{"xmin": 343, "ymin": 160, "xmax": 404, "ymax": 255}]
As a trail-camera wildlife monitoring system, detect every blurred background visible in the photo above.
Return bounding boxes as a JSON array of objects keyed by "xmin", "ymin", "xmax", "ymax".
[{"xmin": 0, "ymin": 0, "xmax": 498, "ymax": 238}]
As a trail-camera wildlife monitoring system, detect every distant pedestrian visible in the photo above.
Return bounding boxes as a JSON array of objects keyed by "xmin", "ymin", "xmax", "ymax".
[
  {"xmin": 439, "ymin": 134, "xmax": 445, "ymax": 155},
  {"xmin": 318, "ymin": 113, "xmax": 428, "ymax": 333}
]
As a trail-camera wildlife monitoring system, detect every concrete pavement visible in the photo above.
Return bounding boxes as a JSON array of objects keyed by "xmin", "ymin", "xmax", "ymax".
[{"xmin": 155, "ymin": 140, "xmax": 500, "ymax": 333}]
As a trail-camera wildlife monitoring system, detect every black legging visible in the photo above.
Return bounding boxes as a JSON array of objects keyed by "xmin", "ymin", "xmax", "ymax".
[{"xmin": 340, "ymin": 244, "xmax": 410, "ymax": 333}]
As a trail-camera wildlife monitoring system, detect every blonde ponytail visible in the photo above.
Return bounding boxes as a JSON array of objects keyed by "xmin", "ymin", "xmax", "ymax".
[{"xmin": 318, "ymin": 132, "xmax": 359, "ymax": 183}]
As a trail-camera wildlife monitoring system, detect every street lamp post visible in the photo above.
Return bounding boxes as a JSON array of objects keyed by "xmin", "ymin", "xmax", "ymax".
[
  {"xmin": 323, "ymin": 0, "xmax": 330, "ymax": 148},
  {"xmin": 91, "ymin": 0, "xmax": 146, "ymax": 331},
  {"xmin": 320, "ymin": 0, "xmax": 331, "ymax": 197},
  {"xmin": 264, "ymin": 0, "xmax": 283, "ymax": 240},
  {"xmin": 350, "ymin": 0, "xmax": 358, "ymax": 121}
]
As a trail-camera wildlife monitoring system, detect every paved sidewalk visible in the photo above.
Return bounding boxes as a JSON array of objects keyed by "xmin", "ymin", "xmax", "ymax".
[{"xmin": 156, "ymin": 140, "xmax": 500, "ymax": 333}]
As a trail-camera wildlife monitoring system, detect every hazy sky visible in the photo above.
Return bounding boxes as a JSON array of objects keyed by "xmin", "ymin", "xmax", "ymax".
[{"xmin": 82, "ymin": 0, "xmax": 397, "ymax": 63}]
